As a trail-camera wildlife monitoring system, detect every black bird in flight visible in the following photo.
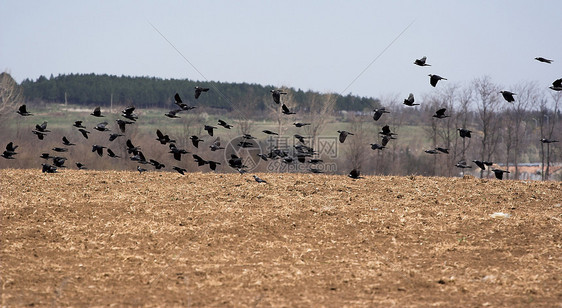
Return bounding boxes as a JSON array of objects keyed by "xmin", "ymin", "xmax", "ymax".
[
  {"xmin": 190, "ymin": 136, "xmax": 203, "ymax": 148},
  {"xmin": 42, "ymin": 163, "xmax": 58, "ymax": 173},
  {"xmin": 262, "ymin": 130, "xmax": 278, "ymax": 135},
  {"xmin": 455, "ymin": 160, "xmax": 472, "ymax": 169},
  {"xmin": 126, "ymin": 139, "xmax": 141, "ymax": 154},
  {"xmin": 370, "ymin": 143, "xmax": 385, "ymax": 150},
  {"xmin": 90, "ymin": 106, "xmax": 104, "ymax": 117},
  {"xmin": 348, "ymin": 169, "xmax": 362, "ymax": 179},
  {"xmin": 243, "ymin": 134, "xmax": 256, "ymax": 140},
  {"xmin": 491, "ymin": 169, "xmax": 510, "ymax": 180},
  {"xmin": 204, "ymin": 125, "xmax": 217, "ymax": 136},
  {"xmin": 107, "ymin": 148, "xmax": 120, "ymax": 158},
  {"xmin": 209, "ymin": 138, "xmax": 224, "ymax": 151},
  {"xmin": 535, "ymin": 57, "xmax": 553, "ymax": 64},
  {"xmin": 73, "ymin": 121, "xmax": 86, "ymax": 128},
  {"xmin": 40, "ymin": 153, "xmax": 54, "ymax": 160},
  {"xmin": 32, "ymin": 130, "xmax": 47, "ymax": 140},
  {"xmin": 165, "ymin": 109, "xmax": 182, "ymax": 118},
  {"xmin": 253, "ymin": 175, "xmax": 267, "ymax": 183},
  {"xmin": 6, "ymin": 142, "xmax": 18, "ymax": 153},
  {"xmin": 281, "ymin": 104, "xmax": 296, "ymax": 115},
  {"xmin": 337, "ymin": 130, "xmax": 354, "ymax": 143},
  {"xmin": 500, "ymin": 91, "xmax": 516, "ymax": 103},
  {"xmin": 192, "ymin": 154, "xmax": 208, "ymax": 167},
  {"xmin": 293, "ymin": 122, "xmax": 310, "ymax": 127},
  {"xmin": 52, "ymin": 147, "xmax": 68, "ymax": 153},
  {"xmin": 435, "ymin": 147, "xmax": 449, "ymax": 154},
  {"xmin": 76, "ymin": 162, "xmax": 87, "ymax": 170},
  {"xmin": 149, "ymin": 159, "xmax": 166, "ymax": 170},
  {"xmin": 53, "ymin": 157, "xmax": 67, "ymax": 168},
  {"xmin": 373, "ymin": 108, "xmax": 390, "ymax": 121},
  {"xmin": 156, "ymin": 129, "xmax": 175, "ymax": 144},
  {"xmin": 271, "ymin": 89, "xmax": 287, "ymax": 104},
  {"xmin": 403, "ymin": 93, "xmax": 419, "ymax": 106},
  {"xmin": 173, "ymin": 166, "xmax": 187, "ymax": 175},
  {"xmin": 540, "ymin": 138, "xmax": 559, "ymax": 144},
  {"xmin": 35, "ymin": 121, "xmax": 50, "ymax": 133},
  {"xmin": 174, "ymin": 93, "xmax": 196, "ymax": 111},
  {"xmin": 294, "ymin": 134, "xmax": 306, "ymax": 143},
  {"xmin": 116, "ymin": 119, "xmax": 134, "ymax": 133},
  {"xmin": 228, "ymin": 154, "xmax": 246, "ymax": 169},
  {"xmin": 109, "ymin": 133, "xmax": 124, "ymax": 142},
  {"xmin": 92, "ymin": 145, "xmax": 106, "ymax": 157},
  {"xmin": 424, "ymin": 149, "xmax": 440, "ymax": 154},
  {"xmin": 208, "ymin": 160, "xmax": 221, "ymax": 171},
  {"xmin": 62, "ymin": 136, "xmax": 75, "ymax": 146},
  {"xmin": 433, "ymin": 108, "xmax": 449, "ymax": 119},
  {"xmin": 2, "ymin": 150, "xmax": 16, "ymax": 159},
  {"xmin": 137, "ymin": 166, "xmax": 147, "ymax": 174},
  {"xmin": 379, "ymin": 125, "xmax": 397, "ymax": 137},
  {"xmin": 472, "ymin": 160, "xmax": 492, "ymax": 170},
  {"xmin": 414, "ymin": 56, "xmax": 431, "ymax": 66},
  {"xmin": 17, "ymin": 104, "xmax": 33, "ymax": 116},
  {"xmin": 429, "ymin": 74, "xmax": 447, "ymax": 87},
  {"xmin": 78, "ymin": 128, "xmax": 90, "ymax": 139},
  {"xmin": 93, "ymin": 122, "xmax": 110, "ymax": 132},
  {"xmin": 121, "ymin": 105, "xmax": 138, "ymax": 121},
  {"xmin": 550, "ymin": 78, "xmax": 562, "ymax": 91},
  {"xmin": 457, "ymin": 128, "xmax": 472, "ymax": 138},
  {"xmin": 381, "ymin": 135, "xmax": 395, "ymax": 147},
  {"xmin": 169, "ymin": 143, "xmax": 189, "ymax": 161},
  {"xmin": 257, "ymin": 153, "xmax": 269, "ymax": 161},
  {"xmin": 130, "ymin": 151, "xmax": 148, "ymax": 164},
  {"xmin": 217, "ymin": 119, "xmax": 233, "ymax": 129},
  {"xmin": 194, "ymin": 86, "xmax": 209, "ymax": 99}
]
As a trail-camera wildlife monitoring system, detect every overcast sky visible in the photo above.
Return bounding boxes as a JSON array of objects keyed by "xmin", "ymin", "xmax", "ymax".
[{"xmin": 1, "ymin": 1, "xmax": 561, "ymax": 100}]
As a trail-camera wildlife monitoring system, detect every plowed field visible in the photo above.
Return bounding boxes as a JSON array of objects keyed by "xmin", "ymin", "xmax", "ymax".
[{"xmin": 1, "ymin": 169, "xmax": 561, "ymax": 307}]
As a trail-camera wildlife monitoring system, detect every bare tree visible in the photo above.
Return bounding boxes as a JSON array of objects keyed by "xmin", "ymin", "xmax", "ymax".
[
  {"xmin": 473, "ymin": 76, "xmax": 501, "ymax": 178},
  {"xmin": 507, "ymin": 82, "xmax": 537, "ymax": 179},
  {"xmin": 0, "ymin": 71, "xmax": 23, "ymax": 116},
  {"xmin": 303, "ymin": 92, "xmax": 336, "ymax": 150}
]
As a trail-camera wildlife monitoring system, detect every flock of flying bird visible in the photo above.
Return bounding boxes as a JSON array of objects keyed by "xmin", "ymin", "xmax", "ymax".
[{"xmin": 2, "ymin": 56, "xmax": 560, "ymax": 182}]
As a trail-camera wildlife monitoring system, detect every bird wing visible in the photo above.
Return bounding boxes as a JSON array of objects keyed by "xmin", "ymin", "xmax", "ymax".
[
  {"xmin": 436, "ymin": 108, "xmax": 446, "ymax": 116},
  {"xmin": 174, "ymin": 93, "xmax": 182, "ymax": 104},
  {"xmin": 553, "ymin": 78, "xmax": 562, "ymax": 88},
  {"xmin": 282, "ymin": 104, "xmax": 290, "ymax": 113}
]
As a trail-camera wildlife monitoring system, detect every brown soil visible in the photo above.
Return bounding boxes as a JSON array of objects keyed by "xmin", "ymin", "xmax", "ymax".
[{"xmin": 1, "ymin": 169, "xmax": 561, "ymax": 307}]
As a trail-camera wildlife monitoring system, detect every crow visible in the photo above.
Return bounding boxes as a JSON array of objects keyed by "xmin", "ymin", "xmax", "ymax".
[
  {"xmin": 1, "ymin": 151, "xmax": 16, "ymax": 159},
  {"xmin": 262, "ymin": 130, "xmax": 278, "ymax": 135},
  {"xmin": 348, "ymin": 169, "xmax": 362, "ymax": 179},
  {"xmin": 455, "ymin": 161, "xmax": 472, "ymax": 169},
  {"xmin": 379, "ymin": 125, "xmax": 397, "ymax": 137},
  {"xmin": 242, "ymin": 134, "xmax": 256, "ymax": 140},
  {"xmin": 293, "ymin": 122, "xmax": 311, "ymax": 127},
  {"xmin": 209, "ymin": 138, "xmax": 224, "ymax": 151},
  {"xmin": 435, "ymin": 147, "xmax": 449, "ymax": 154},
  {"xmin": 42, "ymin": 163, "xmax": 57, "ymax": 173},
  {"xmin": 283, "ymin": 156, "xmax": 294, "ymax": 164},
  {"xmin": 457, "ymin": 128, "xmax": 472, "ymax": 138},
  {"xmin": 370, "ymin": 143, "xmax": 385, "ymax": 150},
  {"xmin": 6, "ymin": 142, "xmax": 18, "ymax": 153},
  {"xmin": 90, "ymin": 106, "xmax": 104, "ymax": 117},
  {"xmin": 93, "ymin": 122, "xmax": 110, "ymax": 132},
  {"xmin": 156, "ymin": 129, "xmax": 175, "ymax": 144},
  {"xmin": 173, "ymin": 166, "xmax": 187, "ymax": 175},
  {"xmin": 433, "ymin": 108, "xmax": 449, "ymax": 119},
  {"xmin": 17, "ymin": 104, "xmax": 33, "ymax": 116},
  {"xmin": 169, "ymin": 143, "xmax": 189, "ymax": 161},
  {"xmin": 73, "ymin": 121, "xmax": 86, "ymax": 128},
  {"xmin": 491, "ymin": 169, "xmax": 510, "ymax": 180},
  {"xmin": 271, "ymin": 89, "xmax": 287, "ymax": 104},
  {"xmin": 228, "ymin": 154, "xmax": 246, "ymax": 169},
  {"xmin": 309, "ymin": 159, "xmax": 323, "ymax": 164},
  {"xmin": 238, "ymin": 141, "xmax": 255, "ymax": 148},
  {"xmin": 52, "ymin": 147, "xmax": 68, "ymax": 153},
  {"xmin": 257, "ymin": 153, "xmax": 269, "ymax": 161},
  {"xmin": 92, "ymin": 145, "xmax": 105, "ymax": 157},
  {"xmin": 208, "ymin": 160, "xmax": 221, "ymax": 171},
  {"xmin": 121, "ymin": 105, "xmax": 138, "ymax": 121},
  {"xmin": 192, "ymin": 154, "xmax": 208, "ymax": 166},
  {"xmin": 403, "ymin": 93, "xmax": 419, "ymax": 106},
  {"xmin": 78, "ymin": 128, "xmax": 90, "ymax": 139},
  {"xmin": 535, "ymin": 57, "xmax": 553, "ymax": 64},
  {"xmin": 253, "ymin": 175, "xmax": 267, "ymax": 183},
  {"xmin": 381, "ymin": 135, "xmax": 395, "ymax": 147},
  {"xmin": 540, "ymin": 138, "xmax": 559, "ymax": 144},
  {"xmin": 137, "ymin": 166, "xmax": 147, "ymax": 174},
  {"xmin": 429, "ymin": 74, "xmax": 447, "ymax": 87},
  {"xmin": 217, "ymin": 119, "xmax": 233, "ymax": 129},
  {"xmin": 126, "ymin": 139, "xmax": 141, "ymax": 154},
  {"xmin": 373, "ymin": 108, "xmax": 390, "ymax": 121},
  {"xmin": 500, "ymin": 91, "xmax": 516, "ymax": 103},
  {"xmin": 116, "ymin": 119, "xmax": 134, "ymax": 133},
  {"xmin": 294, "ymin": 134, "xmax": 306, "ymax": 143},
  {"xmin": 32, "ymin": 130, "xmax": 47, "ymax": 140},
  {"xmin": 190, "ymin": 136, "xmax": 203, "ymax": 148},
  {"xmin": 149, "ymin": 159, "xmax": 166, "ymax": 170},
  {"xmin": 130, "ymin": 151, "xmax": 148, "ymax": 164},
  {"xmin": 62, "ymin": 136, "xmax": 75, "ymax": 146},
  {"xmin": 472, "ymin": 160, "xmax": 493, "ymax": 170},
  {"xmin": 76, "ymin": 162, "xmax": 87, "ymax": 170},
  {"xmin": 35, "ymin": 121, "xmax": 50, "ymax": 132},
  {"xmin": 109, "ymin": 133, "xmax": 124, "ymax": 142},
  {"xmin": 550, "ymin": 78, "xmax": 562, "ymax": 91},
  {"xmin": 40, "ymin": 153, "xmax": 54, "ymax": 160},
  {"xmin": 107, "ymin": 148, "xmax": 120, "ymax": 158},
  {"xmin": 204, "ymin": 125, "xmax": 217, "ymax": 136},
  {"xmin": 53, "ymin": 157, "xmax": 67, "ymax": 168},
  {"xmin": 337, "ymin": 130, "xmax": 354, "ymax": 143},
  {"xmin": 414, "ymin": 56, "xmax": 431, "ymax": 66},
  {"xmin": 165, "ymin": 109, "xmax": 182, "ymax": 118},
  {"xmin": 424, "ymin": 149, "xmax": 439, "ymax": 154},
  {"xmin": 281, "ymin": 104, "xmax": 295, "ymax": 115},
  {"xmin": 194, "ymin": 86, "xmax": 209, "ymax": 99}
]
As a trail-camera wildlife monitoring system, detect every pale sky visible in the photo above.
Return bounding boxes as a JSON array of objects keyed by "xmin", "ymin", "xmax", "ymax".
[{"xmin": 1, "ymin": 1, "xmax": 561, "ymax": 100}]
